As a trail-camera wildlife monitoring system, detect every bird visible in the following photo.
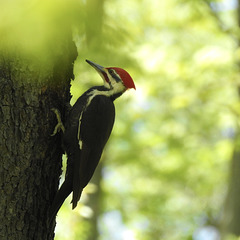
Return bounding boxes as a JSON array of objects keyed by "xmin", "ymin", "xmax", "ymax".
[{"xmin": 49, "ymin": 59, "xmax": 135, "ymax": 222}]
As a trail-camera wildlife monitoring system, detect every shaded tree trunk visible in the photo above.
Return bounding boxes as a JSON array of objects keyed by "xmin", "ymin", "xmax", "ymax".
[
  {"xmin": 0, "ymin": 9, "xmax": 77, "ymax": 240},
  {"xmin": 86, "ymin": 162, "xmax": 103, "ymax": 240},
  {"xmin": 221, "ymin": 0, "xmax": 240, "ymax": 236},
  {"xmin": 222, "ymin": 140, "xmax": 240, "ymax": 236}
]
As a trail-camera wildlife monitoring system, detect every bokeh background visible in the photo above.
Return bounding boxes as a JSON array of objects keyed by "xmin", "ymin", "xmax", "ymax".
[{"xmin": 1, "ymin": 0, "xmax": 240, "ymax": 239}]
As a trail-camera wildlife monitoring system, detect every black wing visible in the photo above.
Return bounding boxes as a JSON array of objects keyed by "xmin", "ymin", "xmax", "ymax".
[{"xmin": 72, "ymin": 95, "xmax": 115, "ymax": 208}]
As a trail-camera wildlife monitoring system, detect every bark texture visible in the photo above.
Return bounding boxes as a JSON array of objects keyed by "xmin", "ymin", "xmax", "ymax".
[{"xmin": 0, "ymin": 32, "xmax": 77, "ymax": 239}]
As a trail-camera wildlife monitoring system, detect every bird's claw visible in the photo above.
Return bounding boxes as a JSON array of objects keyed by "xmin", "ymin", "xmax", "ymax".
[{"xmin": 51, "ymin": 108, "xmax": 65, "ymax": 136}]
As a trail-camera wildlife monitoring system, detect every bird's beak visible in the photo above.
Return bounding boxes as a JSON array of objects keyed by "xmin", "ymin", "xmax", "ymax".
[
  {"xmin": 86, "ymin": 59, "xmax": 110, "ymax": 84},
  {"xmin": 86, "ymin": 60, "xmax": 105, "ymax": 74}
]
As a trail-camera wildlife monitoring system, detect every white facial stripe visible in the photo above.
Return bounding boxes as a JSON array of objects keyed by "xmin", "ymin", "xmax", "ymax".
[
  {"xmin": 88, "ymin": 85, "xmax": 125, "ymax": 101},
  {"xmin": 106, "ymin": 70, "xmax": 127, "ymax": 94},
  {"xmin": 113, "ymin": 71, "xmax": 121, "ymax": 82},
  {"xmin": 107, "ymin": 69, "xmax": 121, "ymax": 83}
]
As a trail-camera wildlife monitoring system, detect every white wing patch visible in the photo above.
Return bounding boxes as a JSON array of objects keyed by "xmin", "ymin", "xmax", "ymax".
[{"xmin": 78, "ymin": 111, "xmax": 84, "ymax": 149}]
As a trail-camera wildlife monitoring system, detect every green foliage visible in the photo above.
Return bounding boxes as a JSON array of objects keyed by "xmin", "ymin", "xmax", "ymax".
[
  {"xmin": 0, "ymin": 0, "xmax": 81, "ymax": 60},
  {"xmin": 59, "ymin": 0, "xmax": 238, "ymax": 239},
  {"xmin": 96, "ymin": 1, "xmax": 237, "ymax": 239}
]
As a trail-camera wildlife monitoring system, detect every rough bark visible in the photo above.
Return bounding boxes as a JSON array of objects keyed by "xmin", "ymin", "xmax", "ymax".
[{"xmin": 0, "ymin": 29, "xmax": 77, "ymax": 240}]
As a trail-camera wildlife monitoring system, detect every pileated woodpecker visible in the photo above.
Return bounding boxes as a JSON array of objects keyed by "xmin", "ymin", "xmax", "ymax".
[{"xmin": 49, "ymin": 60, "xmax": 135, "ymax": 222}]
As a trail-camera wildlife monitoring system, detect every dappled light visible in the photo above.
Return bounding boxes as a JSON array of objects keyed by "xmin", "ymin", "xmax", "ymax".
[
  {"xmin": 0, "ymin": 0, "xmax": 79, "ymax": 59},
  {"xmin": 1, "ymin": 0, "xmax": 239, "ymax": 239},
  {"xmin": 57, "ymin": 0, "xmax": 238, "ymax": 239}
]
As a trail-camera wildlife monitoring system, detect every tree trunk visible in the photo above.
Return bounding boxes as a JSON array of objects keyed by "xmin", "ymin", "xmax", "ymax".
[
  {"xmin": 222, "ymin": 138, "xmax": 240, "ymax": 236},
  {"xmin": 86, "ymin": 162, "xmax": 103, "ymax": 240},
  {"xmin": 0, "ymin": 7, "xmax": 77, "ymax": 239},
  {"xmin": 221, "ymin": 0, "xmax": 240, "ymax": 236}
]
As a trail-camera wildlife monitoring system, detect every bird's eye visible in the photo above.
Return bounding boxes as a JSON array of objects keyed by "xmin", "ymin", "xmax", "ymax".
[{"xmin": 109, "ymin": 69, "xmax": 114, "ymax": 75}]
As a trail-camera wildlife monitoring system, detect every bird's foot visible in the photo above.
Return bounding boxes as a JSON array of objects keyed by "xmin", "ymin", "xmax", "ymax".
[{"xmin": 51, "ymin": 108, "xmax": 65, "ymax": 136}]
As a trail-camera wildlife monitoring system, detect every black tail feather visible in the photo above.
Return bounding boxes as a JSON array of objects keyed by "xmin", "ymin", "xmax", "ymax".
[
  {"xmin": 72, "ymin": 189, "xmax": 83, "ymax": 209},
  {"xmin": 49, "ymin": 178, "xmax": 72, "ymax": 224}
]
